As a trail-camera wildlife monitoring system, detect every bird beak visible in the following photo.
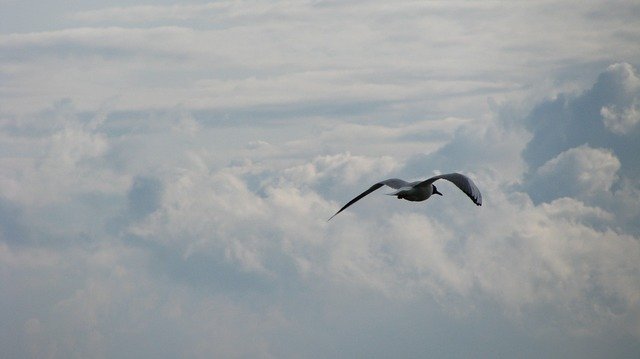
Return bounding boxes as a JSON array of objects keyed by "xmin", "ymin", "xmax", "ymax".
[{"xmin": 434, "ymin": 189, "xmax": 443, "ymax": 196}]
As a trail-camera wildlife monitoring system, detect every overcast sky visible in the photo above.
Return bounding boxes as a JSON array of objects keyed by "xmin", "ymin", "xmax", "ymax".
[{"xmin": 1, "ymin": 1, "xmax": 640, "ymax": 358}]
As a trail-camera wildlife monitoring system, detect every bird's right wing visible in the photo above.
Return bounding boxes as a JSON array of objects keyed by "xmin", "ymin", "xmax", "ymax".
[
  {"xmin": 328, "ymin": 178, "xmax": 407, "ymax": 221},
  {"xmin": 418, "ymin": 173, "xmax": 482, "ymax": 206}
]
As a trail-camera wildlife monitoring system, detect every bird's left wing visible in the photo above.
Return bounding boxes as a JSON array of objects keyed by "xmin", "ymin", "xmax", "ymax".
[{"xmin": 328, "ymin": 178, "xmax": 407, "ymax": 221}]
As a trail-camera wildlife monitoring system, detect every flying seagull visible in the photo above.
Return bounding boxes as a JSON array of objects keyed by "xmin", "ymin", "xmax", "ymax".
[{"xmin": 328, "ymin": 172, "xmax": 482, "ymax": 221}]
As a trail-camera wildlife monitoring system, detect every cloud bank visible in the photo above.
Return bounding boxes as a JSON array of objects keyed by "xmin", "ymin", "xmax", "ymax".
[{"xmin": 1, "ymin": 1, "xmax": 639, "ymax": 358}]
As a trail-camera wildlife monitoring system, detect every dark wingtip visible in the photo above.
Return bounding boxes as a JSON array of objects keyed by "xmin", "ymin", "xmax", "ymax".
[
  {"xmin": 327, "ymin": 182, "xmax": 385, "ymax": 222},
  {"xmin": 327, "ymin": 210, "xmax": 342, "ymax": 221}
]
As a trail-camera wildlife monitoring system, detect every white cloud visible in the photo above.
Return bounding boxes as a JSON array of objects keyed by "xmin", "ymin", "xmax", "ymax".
[
  {"xmin": 600, "ymin": 63, "xmax": 640, "ymax": 135},
  {"xmin": 3, "ymin": 97, "xmax": 640, "ymax": 358},
  {"xmin": 0, "ymin": 101, "xmax": 127, "ymax": 209},
  {"xmin": 3, "ymin": 1, "xmax": 639, "ymax": 117},
  {"xmin": 69, "ymin": 1, "xmax": 306, "ymax": 25},
  {"xmin": 70, "ymin": 3, "xmax": 230, "ymax": 23},
  {"xmin": 2, "ymin": 1, "xmax": 640, "ymax": 358},
  {"xmin": 528, "ymin": 145, "xmax": 621, "ymax": 202},
  {"xmin": 524, "ymin": 62, "xmax": 640, "ymax": 185},
  {"xmin": 601, "ymin": 100, "xmax": 640, "ymax": 134}
]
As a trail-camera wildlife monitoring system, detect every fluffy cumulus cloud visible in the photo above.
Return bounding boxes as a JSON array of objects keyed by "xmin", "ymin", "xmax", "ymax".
[
  {"xmin": 599, "ymin": 63, "xmax": 640, "ymax": 135},
  {"xmin": 2, "ymin": 1, "xmax": 640, "ymax": 358},
  {"xmin": 527, "ymin": 145, "xmax": 621, "ymax": 203},
  {"xmin": 524, "ymin": 62, "xmax": 640, "ymax": 179},
  {"xmin": 601, "ymin": 100, "xmax": 640, "ymax": 135}
]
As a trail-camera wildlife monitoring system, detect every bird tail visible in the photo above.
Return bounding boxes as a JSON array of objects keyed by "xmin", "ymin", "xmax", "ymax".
[{"xmin": 386, "ymin": 189, "xmax": 403, "ymax": 196}]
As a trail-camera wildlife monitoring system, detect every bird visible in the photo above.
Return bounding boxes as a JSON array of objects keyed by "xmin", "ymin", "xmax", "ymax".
[{"xmin": 328, "ymin": 172, "xmax": 482, "ymax": 221}]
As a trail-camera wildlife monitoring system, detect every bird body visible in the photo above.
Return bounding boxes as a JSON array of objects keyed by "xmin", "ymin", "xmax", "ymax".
[
  {"xmin": 328, "ymin": 172, "xmax": 481, "ymax": 221},
  {"xmin": 386, "ymin": 181, "xmax": 440, "ymax": 201}
]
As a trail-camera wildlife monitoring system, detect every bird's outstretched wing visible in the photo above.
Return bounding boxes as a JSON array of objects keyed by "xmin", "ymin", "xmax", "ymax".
[
  {"xmin": 328, "ymin": 178, "xmax": 409, "ymax": 221},
  {"xmin": 418, "ymin": 173, "xmax": 482, "ymax": 206}
]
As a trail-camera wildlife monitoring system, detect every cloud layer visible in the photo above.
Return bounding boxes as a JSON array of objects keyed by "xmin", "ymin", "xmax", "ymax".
[{"xmin": 1, "ymin": 1, "xmax": 640, "ymax": 358}]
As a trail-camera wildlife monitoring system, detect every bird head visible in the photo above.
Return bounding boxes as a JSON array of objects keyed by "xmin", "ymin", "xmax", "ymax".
[{"xmin": 433, "ymin": 185, "xmax": 443, "ymax": 196}]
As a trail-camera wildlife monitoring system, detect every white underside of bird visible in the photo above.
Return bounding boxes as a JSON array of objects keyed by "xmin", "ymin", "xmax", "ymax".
[{"xmin": 328, "ymin": 172, "xmax": 482, "ymax": 221}]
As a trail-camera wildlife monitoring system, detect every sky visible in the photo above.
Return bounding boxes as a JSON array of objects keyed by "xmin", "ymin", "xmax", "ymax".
[{"xmin": 1, "ymin": 1, "xmax": 640, "ymax": 358}]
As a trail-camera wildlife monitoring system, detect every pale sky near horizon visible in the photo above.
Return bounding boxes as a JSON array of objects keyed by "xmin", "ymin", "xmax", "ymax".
[{"xmin": 1, "ymin": 1, "xmax": 640, "ymax": 358}]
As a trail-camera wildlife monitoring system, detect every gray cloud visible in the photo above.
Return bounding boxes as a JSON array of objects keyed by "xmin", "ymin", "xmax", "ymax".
[
  {"xmin": 127, "ymin": 176, "xmax": 163, "ymax": 220},
  {"xmin": 0, "ymin": 197, "xmax": 29, "ymax": 246}
]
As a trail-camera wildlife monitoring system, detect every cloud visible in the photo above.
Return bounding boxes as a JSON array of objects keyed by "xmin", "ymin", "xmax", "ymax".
[
  {"xmin": 0, "ymin": 100, "xmax": 126, "ymax": 208},
  {"xmin": 520, "ymin": 63, "xmax": 640, "ymax": 237},
  {"xmin": 2, "ymin": 1, "xmax": 640, "ymax": 358},
  {"xmin": 0, "ymin": 241, "xmax": 288, "ymax": 358},
  {"xmin": 127, "ymin": 176, "xmax": 163, "ymax": 220},
  {"xmin": 598, "ymin": 63, "xmax": 640, "ymax": 135},
  {"xmin": 0, "ymin": 197, "xmax": 29, "ymax": 246},
  {"xmin": 4, "ymin": 1, "xmax": 639, "ymax": 118},
  {"xmin": 523, "ymin": 62, "xmax": 640, "ymax": 180},
  {"xmin": 527, "ymin": 145, "xmax": 621, "ymax": 203},
  {"xmin": 3, "ymin": 70, "xmax": 640, "ymax": 358},
  {"xmin": 401, "ymin": 115, "xmax": 529, "ymax": 184},
  {"xmin": 70, "ymin": 3, "xmax": 229, "ymax": 23},
  {"xmin": 601, "ymin": 100, "xmax": 640, "ymax": 135}
]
